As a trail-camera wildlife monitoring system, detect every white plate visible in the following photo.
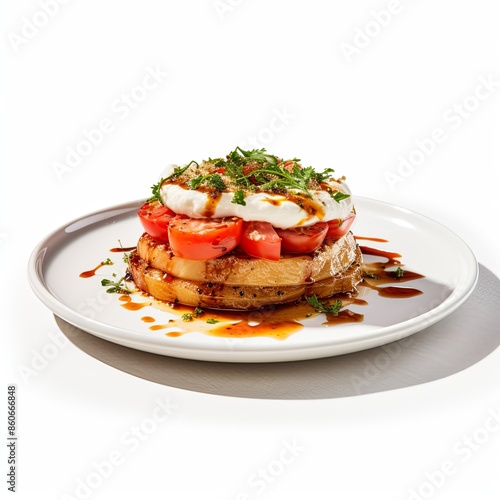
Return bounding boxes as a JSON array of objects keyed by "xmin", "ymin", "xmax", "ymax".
[{"xmin": 27, "ymin": 197, "xmax": 478, "ymax": 363}]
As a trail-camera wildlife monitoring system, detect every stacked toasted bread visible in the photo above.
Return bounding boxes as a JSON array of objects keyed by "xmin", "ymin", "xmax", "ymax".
[{"xmin": 129, "ymin": 231, "xmax": 362, "ymax": 310}]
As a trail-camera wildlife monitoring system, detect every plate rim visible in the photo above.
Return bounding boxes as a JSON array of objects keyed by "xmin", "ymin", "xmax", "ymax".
[{"xmin": 27, "ymin": 196, "xmax": 479, "ymax": 363}]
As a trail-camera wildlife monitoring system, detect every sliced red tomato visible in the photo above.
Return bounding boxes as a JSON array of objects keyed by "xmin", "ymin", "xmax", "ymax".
[
  {"xmin": 326, "ymin": 214, "xmax": 356, "ymax": 240},
  {"xmin": 168, "ymin": 217, "xmax": 243, "ymax": 260},
  {"xmin": 137, "ymin": 201, "xmax": 176, "ymax": 242},
  {"xmin": 238, "ymin": 221, "xmax": 282, "ymax": 261},
  {"xmin": 275, "ymin": 222, "xmax": 328, "ymax": 254}
]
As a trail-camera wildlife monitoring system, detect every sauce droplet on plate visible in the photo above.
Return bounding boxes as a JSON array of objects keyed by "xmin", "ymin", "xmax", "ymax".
[
  {"xmin": 79, "ymin": 259, "xmax": 113, "ymax": 278},
  {"xmin": 109, "ymin": 246, "xmax": 136, "ymax": 253}
]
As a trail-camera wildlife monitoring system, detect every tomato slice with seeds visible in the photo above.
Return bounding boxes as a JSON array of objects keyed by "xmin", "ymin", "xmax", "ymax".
[
  {"xmin": 137, "ymin": 201, "xmax": 176, "ymax": 242},
  {"xmin": 168, "ymin": 217, "xmax": 243, "ymax": 260},
  {"xmin": 238, "ymin": 221, "xmax": 282, "ymax": 261},
  {"xmin": 275, "ymin": 222, "xmax": 328, "ymax": 254}
]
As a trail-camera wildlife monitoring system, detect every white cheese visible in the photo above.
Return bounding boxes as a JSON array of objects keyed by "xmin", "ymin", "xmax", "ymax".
[{"xmin": 158, "ymin": 164, "xmax": 354, "ymax": 229}]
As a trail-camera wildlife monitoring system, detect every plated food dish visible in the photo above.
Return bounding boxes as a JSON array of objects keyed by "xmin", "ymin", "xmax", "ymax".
[
  {"xmin": 130, "ymin": 147, "xmax": 360, "ymax": 310},
  {"xmin": 27, "ymin": 148, "xmax": 478, "ymax": 362}
]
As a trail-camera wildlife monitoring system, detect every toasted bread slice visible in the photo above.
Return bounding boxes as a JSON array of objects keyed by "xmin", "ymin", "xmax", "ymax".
[
  {"xmin": 136, "ymin": 231, "xmax": 359, "ymax": 286},
  {"xmin": 128, "ymin": 245, "xmax": 362, "ymax": 310}
]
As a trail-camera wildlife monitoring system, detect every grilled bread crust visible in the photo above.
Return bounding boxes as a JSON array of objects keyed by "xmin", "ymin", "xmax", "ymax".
[
  {"xmin": 135, "ymin": 231, "xmax": 359, "ymax": 286},
  {"xmin": 129, "ymin": 233, "xmax": 362, "ymax": 310}
]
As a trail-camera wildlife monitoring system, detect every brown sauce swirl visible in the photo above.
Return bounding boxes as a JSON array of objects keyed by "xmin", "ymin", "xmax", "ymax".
[
  {"xmin": 359, "ymin": 246, "xmax": 402, "ymax": 266},
  {"xmin": 359, "ymin": 245, "xmax": 425, "ymax": 298}
]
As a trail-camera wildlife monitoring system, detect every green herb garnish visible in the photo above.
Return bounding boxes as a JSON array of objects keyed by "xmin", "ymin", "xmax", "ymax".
[
  {"xmin": 314, "ymin": 167, "xmax": 337, "ymax": 183},
  {"xmin": 306, "ymin": 294, "xmax": 343, "ymax": 316},
  {"xmin": 101, "ymin": 275, "xmax": 131, "ymax": 294},
  {"xmin": 330, "ymin": 191, "xmax": 351, "ymax": 203},
  {"xmin": 222, "ymin": 147, "xmax": 350, "ymax": 201},
  {"xmin": 182, "ymin": 307, "xmax": 204, "ymax": 322},
  {"xmin": 147, "ymin": 178, "xmax": 166, "ymax": 203},
  {"xmin": 231, "ymin": 189, "xmax": 246, "ymax": 206},
  {"xmin": 188, "ymin": 173, "xmax": 226, "ymax": 191},
  {"xmin": 114, "ymin": 239, "xmax": 132, "ymax": 264},
  {"xmin": 147, "ymin": 161, "xmax": 200, "ymax": 202},
  {"xmin": 206, "ymin": 318, "xmax": 219, "ymax": 324},
  {"xmin": 235, "ymin": 159, "xmax": 317, "ymax": 197},
  {"xmin": 150, "ymin": 147, "xmax": 350, "ymax": 205},
  {"xmin": 234, "ymin": 147, "xmax": 279, "ymax": 165},
  {"xmin": 193, "ymin": 307, "xmax": 204, "ymax": 318},
  {"xmin": 169, "ymin": 162, "xmax": 197, "ymax": 180},
  {"xmin": 395, "ymin": 267, "xmax": 404, "ymax": 278}
]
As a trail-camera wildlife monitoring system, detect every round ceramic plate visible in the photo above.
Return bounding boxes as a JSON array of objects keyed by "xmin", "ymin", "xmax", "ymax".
[{"xmin": 27, "ymin": 197, "xmax": 478, "ymax": 363}]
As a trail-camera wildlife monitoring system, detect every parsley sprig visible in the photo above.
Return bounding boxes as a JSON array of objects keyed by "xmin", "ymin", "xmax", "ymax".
[
  {"xmin": 239, "ymin": 163, "xmax": 316, "ymax": 197},
  {"xmin": 188, "ymin": 173, "xmax": 226, "ymax": 191},
  {"xmin": 232, "ymin": 147, "xmax": 279, "ymax": 165},
  {"xmin": 231, "ymin": 189, "xmax": 246, "ymax": 206},
  {"xmin": 101, "ymin": 275, "xmax": 132, "ymax": 294},
  {"xmin": 306, "ymin": 294, "xmax": 343, "ymax": 316},
  {"xmin": 328, "ymin": 189, "xmax": 351, "ymax": 203},
  {"xmin": 147, "ymin": 161, "xmax": 198, "ymax": 203},
  {"xmin": 147, "ymin": 179, "xmax": 165, "ymax": 203}
]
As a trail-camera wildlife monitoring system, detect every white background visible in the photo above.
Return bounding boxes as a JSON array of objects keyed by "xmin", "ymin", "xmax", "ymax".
[{"xmin": 2, "ymin": 0, "xmax": 500, "ymax": 499}]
